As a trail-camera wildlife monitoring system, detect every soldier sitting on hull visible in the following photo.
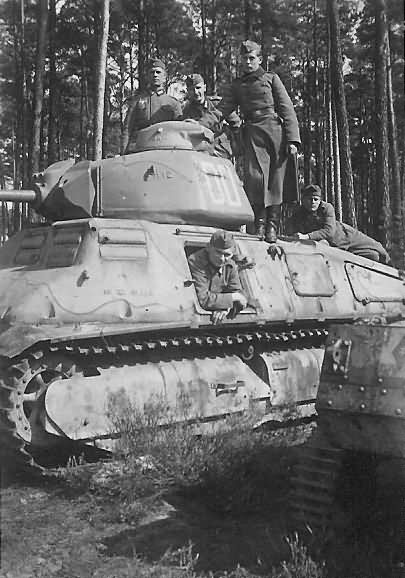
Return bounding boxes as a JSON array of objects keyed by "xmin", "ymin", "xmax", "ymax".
[
  {"xmin": 123, "ymin": 58, "xmax": 182, "ymax": 154},
  {"xmin": 188, "ymin": 230, "xmax": 248, "ymax": 325},
  {"xmin": 181, "ymin": 74, "xmax": 241, "ymax": 160},
  {"xmin": 288, "ymin": 184, "xmax": 391, "ymax": 264}
]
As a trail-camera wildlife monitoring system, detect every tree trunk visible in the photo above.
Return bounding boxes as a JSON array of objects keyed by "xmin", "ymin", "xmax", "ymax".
[
  {"xmin": 200, "ymin": 0, "xmax": 207, "ymax": 82},
  {"xmin": 327, "ymin": 0, "xmax": 356, "ymax": 226},
  {"xmin": 138, "ymin": 0, "xmax": 147, "ymax": 91},
  {"xmin": 374, "ymin": 0, "xmax": 390, "ymax": 250},
  {"xmin": 79, "ymin": 54, "xmax": 86, "ymax": 160},
  {"xmin": 129, "ymin": 29, "xmax": 135, "ymax": 94},
  {"xmin": 119, "ymin": 43, "xmax": 127, "ymax": 155},
  {"xmin": 13, "ymin": 0, "xmax": 28, "ymax": 191},
  {"xmin": 332, "ymin": 99, "xmax": 342, "ymax": 222},
  {"xmin": 387, "ymin": 28, "xmax": 403, "ymax": 267},
  {"xmin": 260, "ymin": 1, "xmax": 267, "ymax": 66},
  {"xmin": 210, "ymin": 0, "xmax": 217, "ymax": 94},
  {"xmin": 326, "ymin": 45, "xmax": 335, "ymax": 206},
  {"xmin": 358, "ymin": 95, "xmax": 369, "ymax": 233},
  {"xmin": 303, "ymin": 52, "xmax": 312, "ymax": 184},
  {"xmin": 93, "ymin": 0, "xmax": 110, "ymax": 162},
  {"xmin": 47, "ymin": 0, "xmax": 57, "ymax": 164},
  {"xmin": 312, "ymin": 0, "xmax": 323, "ymax": 185},
  {"xmin": 31, "ymin": 0, "xmax": 48, "ymax": 174},
  {"xmin": 244, "ymin": 0, "xmax": 252, "ymax": 38}
]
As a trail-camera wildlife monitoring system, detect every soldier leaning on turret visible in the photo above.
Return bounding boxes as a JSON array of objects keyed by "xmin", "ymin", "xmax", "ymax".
[
  {"xmin": 218, "ymin": 40, "xmax": 301, "ymax": 244},
  {"xmin": 288, "ymin": 184, "xmax": 391, "ymax": 264},
  {"xmin": 123, "ymin": 58, "xmax": 182, "ymax": 154},
  {"xmin": 181, "ymin": 74, "xmax": 241, "ymax": 160}
]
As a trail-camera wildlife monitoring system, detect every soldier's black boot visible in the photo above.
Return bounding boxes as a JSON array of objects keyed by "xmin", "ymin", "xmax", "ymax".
[
  {"xmin": 253, "ymin": 206, "xmax": 266, "ymax": 239},
  {"xmin": 265, "ymin": 205, "xmax": 281, "ymax": 243}
]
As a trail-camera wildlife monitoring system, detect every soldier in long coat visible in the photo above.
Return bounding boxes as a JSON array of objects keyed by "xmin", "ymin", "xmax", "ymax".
[
  {"xmin": 123, "ymin": 59, "xmax": 182, "ymax": 154},
  {"xmin": 289, "ymin": 184, "xmax": 391, "ymax": 264},
  {"xmin": 182, "ymin": 74, "xmax": 241, "ymax": 160},
  {"xmin": 219, "ymin": 40, "xmax": 301, "ymax": 243}
]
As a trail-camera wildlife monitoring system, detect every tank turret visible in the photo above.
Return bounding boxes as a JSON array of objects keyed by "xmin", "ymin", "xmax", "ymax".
[
  {"xmin": 0, "ymin": 158, "xmax": 76, "ymax": 215},
  {"xmin": 1, "ymin": 122, "xmax": 254, "ymax": 230}
]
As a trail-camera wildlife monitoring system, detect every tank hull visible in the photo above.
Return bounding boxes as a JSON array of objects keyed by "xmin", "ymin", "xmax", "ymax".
[{"xmin": 0, "ymin": 217, "xmax": 404, "ymax": 469}]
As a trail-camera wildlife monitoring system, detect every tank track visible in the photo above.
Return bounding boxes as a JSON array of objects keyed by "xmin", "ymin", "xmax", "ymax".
[
  {"xmin": 290, "ymin": 435, "xmax": 345, "ymax": 531},
  {"xmin": 0, "ymin": 325, "xmax": 328, "ymax": 472}
]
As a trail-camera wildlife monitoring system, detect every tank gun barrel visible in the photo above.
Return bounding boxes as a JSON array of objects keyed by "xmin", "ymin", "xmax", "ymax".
[{"xmin": 0, "ymin": 190, "xmax": 38, "ymax": 203}]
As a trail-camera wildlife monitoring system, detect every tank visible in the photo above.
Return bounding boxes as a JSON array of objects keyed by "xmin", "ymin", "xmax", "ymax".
[
  {"xmin": 290, "ymin": 321, "xmax": 405, "ymax": 571},
  {"xmin": 1, "ymin": 120, "xmax": 405, "ymax": 471}
]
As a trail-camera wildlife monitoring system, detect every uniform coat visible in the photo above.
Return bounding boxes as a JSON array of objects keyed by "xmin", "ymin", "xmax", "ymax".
[
  {"xmin": 188, "ymin": 248, "xmax": 243, "ymax": 310},
  {"xmin": 124, "ymin": 91, "xmax": 182, "ymax": 153},
  {"xmin": 289, "ymin": 201, "xmax": 391, "ymax": 263},
  {"xmin": 219, "ymin": 66, "xmax": 301, "ymax": 207},
  {"xmin": 182, "ymin": 97, "xmax": 240, "ymax": 159}
]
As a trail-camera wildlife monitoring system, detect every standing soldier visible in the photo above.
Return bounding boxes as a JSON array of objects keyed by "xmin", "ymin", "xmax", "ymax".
[
  {"xmin": 182, "ymin": 74, "xmax": 241, "ymax": 160},
  {"xmin": 123, "ymin": 58, "xmax": 182, "ymax": 154},
  {"xmin": 219, "ymin": 40, "xmax": 301, "ymax": 243}
]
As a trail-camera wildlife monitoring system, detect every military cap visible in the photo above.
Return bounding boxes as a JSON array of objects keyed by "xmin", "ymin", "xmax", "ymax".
[
  {"xmin": 240, "ymin": 40, "xmax": 261, "ymax": 55},
  {"xmin": 149, "ymin": 58, "xmax": 166, "ymax": 71},
  {"xmin": 186, "ymin": 73, "xmax": 205, "ymax": 87},
  {"xmin": 209, "ymin": 230, "xmax": 235, "ymax": 251},
  {"xmin": 302, "ymin": 184, "xmax": 322, "ymax": 197}
]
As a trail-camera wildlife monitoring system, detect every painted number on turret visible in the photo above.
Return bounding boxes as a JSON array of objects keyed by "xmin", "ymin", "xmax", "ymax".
[{"xmin": 199, "ymin": 161, "xmax": 241, "ymax": 207}]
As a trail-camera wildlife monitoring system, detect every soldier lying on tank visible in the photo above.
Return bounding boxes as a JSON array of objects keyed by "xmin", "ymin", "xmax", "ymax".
[
  {"xmin": 288, "ymin": 184, "xmax": 391, "ymax": 264},
  {"xmin": 188, "ymin": 230, "xmax": 248, "ymax": 325},
  {"xmin": 182, "ymin": 74, "xmax": 241, "ymax": 160},
  {"xmin": 123, "ymin": 58, "xmax": 182, "ymax": 154}
]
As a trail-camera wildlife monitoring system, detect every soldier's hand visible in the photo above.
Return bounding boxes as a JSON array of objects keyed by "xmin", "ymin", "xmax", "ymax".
[
  {"xmin": 267, "ymin": 244, "xmax": 285, "ymax": 260},
  {"xmin": 211, "ymin": 310, "xmax": 229, "ymax": 325},
  {"xmin": 287, "ymin": 143, "xmax": 298, "ymax": 156}
]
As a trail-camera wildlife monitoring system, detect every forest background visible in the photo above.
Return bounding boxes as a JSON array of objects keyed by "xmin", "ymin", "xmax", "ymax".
[{"xmin": 0, "ymin": 0, "xmax": 403, "ymax": 264}]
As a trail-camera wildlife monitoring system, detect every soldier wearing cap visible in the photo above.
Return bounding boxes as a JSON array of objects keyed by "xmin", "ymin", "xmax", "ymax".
[
  {"xmin": 218, "ymin": 40, "xmax": 301, "ymax": 243},
  {"xmin": 182, "ymin": 74, "xmax": 241, "ymax": 160},
  {"xmin": 288, "ymin": 184, "xmax": 391, "ymax": 263},
  {"xmin": 188, "ymin": 229, "xmax": 248, "ymax": 325},
  {"xmin": 123, "ymin": 58, "xmax": 182, "ymax": 153}
]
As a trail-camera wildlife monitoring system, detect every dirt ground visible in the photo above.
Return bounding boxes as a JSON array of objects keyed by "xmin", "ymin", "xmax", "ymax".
[
  {"xmin": 0, "ymin": 445, "xmax": 298, "ymax": 578},
  {"xmin": 1, "ymin": 435, "xmax": 403, "ymax": 578}
]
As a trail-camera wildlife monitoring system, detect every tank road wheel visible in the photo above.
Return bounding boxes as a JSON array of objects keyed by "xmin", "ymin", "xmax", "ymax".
[{"xmin": 0, "ymin": 351, "xmax": 79, "ymax": 470}]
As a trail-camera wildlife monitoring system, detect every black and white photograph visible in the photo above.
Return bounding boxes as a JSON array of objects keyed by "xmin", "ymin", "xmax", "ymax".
[{"xmin": 0, "ymin": 0, "xmax": 404, "ymax": 576}]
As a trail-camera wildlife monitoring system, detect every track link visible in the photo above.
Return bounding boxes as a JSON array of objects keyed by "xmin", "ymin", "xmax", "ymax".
[
  {"xmin": 290, "ymin": 436, "xmax": 345, "ymax": 530},
  {"xmin": 0, "ymin": 325, "xmax": 328, "ymax": 471}
]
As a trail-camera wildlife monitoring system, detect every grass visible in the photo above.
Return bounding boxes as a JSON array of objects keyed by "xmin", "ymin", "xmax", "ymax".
[{"xmin": 54, "ymin": 393, "xmax": 403, "ymax": 577}]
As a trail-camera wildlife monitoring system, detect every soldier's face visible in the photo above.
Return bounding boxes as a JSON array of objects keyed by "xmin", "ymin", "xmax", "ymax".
[
  {"xmin": 188, "ymin": 82, "xmax": 206, "ymax": 104},
  {"xmin": 302, "ymin": 195, "xmax": 321, "ymax": 212},
  {"xmin": 241, "ymin": 51, "xmax": 262, "ymax": 73},
  {"xmin": 208, "ymin": 246, "xmax": 234, "ymax": 268},
  {"xmin": 149, "ymin": 67, "xmax": 166, "ymax": 89}
]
